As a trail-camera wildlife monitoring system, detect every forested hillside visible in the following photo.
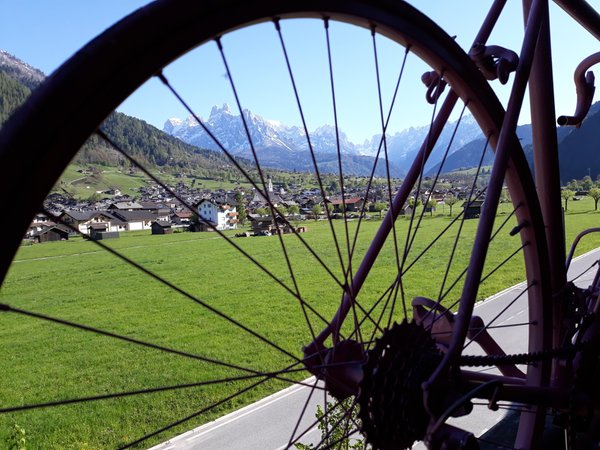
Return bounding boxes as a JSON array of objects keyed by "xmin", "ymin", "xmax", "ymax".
[
  {"xmin": 0, "ymin": 71, "xmax": 31, "ymax": 124},
  {"xmin": 0, "ymin": 50, "xmax": 251, "ymax": 180}
]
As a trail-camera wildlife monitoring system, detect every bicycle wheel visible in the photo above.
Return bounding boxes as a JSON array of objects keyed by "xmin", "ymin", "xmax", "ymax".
[{"xmin": 0, "ymin": 1, "xmax": 551, "ymax": 448}]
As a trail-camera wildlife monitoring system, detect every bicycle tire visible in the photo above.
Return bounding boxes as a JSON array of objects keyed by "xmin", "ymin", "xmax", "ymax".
[{"xmin": 0, "ymin": 1, "xmax": 552, "ymax": 448}]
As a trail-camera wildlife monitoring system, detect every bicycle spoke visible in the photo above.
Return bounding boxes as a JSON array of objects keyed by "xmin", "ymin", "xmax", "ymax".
[
  {"xmin": 274, "ymin": 19, "xmax": 348, "ymax": 281},
  {"xmin": 365, "ymin": 281, "xmax": 400, "ymax": 351},
  {"xmin": 155, "ymin": 74, "xmax": 347, "ymax": 291},
  {"xmin": 401, "ymin": 73, "xmax": 446, "ymax": 266},
  {"xmin": 119, "ymin": 374, "xmax": 276, "ymax": 449},
  {"xmin": 433, "ymin": 321, "xmax": 537, "ymax": 338},
  {"xmin": 405, "ymin": 103, "xmax": 470, "ymax": 270},
  {"xmin": 436, "ymin": 136, "xmax": 491, "ymax": 302},
  {"xmin": 343, "ymin": 40, "xmax": 410, "ymax": 341},
  {"xmin": 216, "ymin": 37, "xmax": 319, "ymax": 345},
  {"xmin": 471, "ymin": 402, "xmax": 535, "ymax": 414},
  {"xmin": 463, "ymin": 283, "xmax": 533, "ymax": 351},
  {"xmin": 319, "ymin": 426, "xmax": 361, "ymax": 450},
  {"xmin": 42, "ymin": 205, "xmax": 304, "ymax": 365},
  {"xmin": 490, "ymin": 202, "xmax": 521, "ymax": 242},
  {"xmin": 285, "ymin": 396, "xmax": 350, "ymax": 448},
  {"xmin": 402, "ymin": 191, "xmax": 487, "ymax": 276},
  {"xmin": 347, "ymin": 281, "xmax": 396, "ymax": 342},
  {"xmin": 322, "ymin": 19, "xmax": 366, "ymax": 348},
  {"xmin": 324, "ymin": 18, "xmax": 351, "ymax": 276},
  {"xmin": 568, "ymin": 260, "xmax": 599, "ymax": 283},
  {"xmin": 371, "ymin": 26, "xmax": 406, "ymax": 326},
  {"xmin": 0, "ymin": 371, "xmax": 306, "ymax": 414},
  {"xmin": 311, "ymin": 398, "xmax": 360, "ymax": 450},
  {"xmin": 287, "ymin": 377, "xmax": 321, "ymax": 448},
  {"xmin": 480, "ymin": 243, "xmax": 528, "ymax": 285},
  {"xmin": 476, "ymin": 435, "xmax": 520, "ymax": 450},
  {"xmin": 0, "ymin": 302, "xmax": 313, "ymax": 387}
]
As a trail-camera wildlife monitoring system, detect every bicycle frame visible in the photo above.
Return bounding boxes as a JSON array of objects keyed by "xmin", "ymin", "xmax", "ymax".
[
  {"xmin": 432, "ymin": 0, "xmax": 600, "ymax": 445},
  {"xmin": 302, "ymin": 0, "xmax": 600, "ymax": 446}
]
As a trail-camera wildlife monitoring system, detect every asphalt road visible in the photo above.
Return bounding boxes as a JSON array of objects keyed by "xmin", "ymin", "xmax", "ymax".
[{"xmin": 150, "ymin": 247, "xmax": 600, "ymax": 450}]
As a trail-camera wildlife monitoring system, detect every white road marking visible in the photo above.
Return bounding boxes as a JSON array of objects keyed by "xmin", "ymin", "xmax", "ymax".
[
  {"xmin": 475, "ymin": 285, "xmax": 525, "ymax": 309},
  {"xmin": 183, "ymin": 378, "xmax": 315, "ymax": 443}
]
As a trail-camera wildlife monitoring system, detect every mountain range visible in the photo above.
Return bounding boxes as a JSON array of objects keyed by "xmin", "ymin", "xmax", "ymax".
[
  {"xmin": 164, "ymin": 106, "xmax": 488, "ymax": 176},
  {"xmin": 2, "ymin": 48, "xmax": 599, "ymax": 182},
  {"xmin": 164, "ymin": 102, "xmax": 600, "ymax": 181},
  {"xmin": 164, "ymin": 105, "xmax": 403, "ymax": 177}
]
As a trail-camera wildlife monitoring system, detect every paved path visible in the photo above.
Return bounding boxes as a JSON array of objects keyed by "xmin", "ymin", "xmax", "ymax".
[{"xmin": 150, "ymin": 248, "xmax": 600, "ymax": 450}]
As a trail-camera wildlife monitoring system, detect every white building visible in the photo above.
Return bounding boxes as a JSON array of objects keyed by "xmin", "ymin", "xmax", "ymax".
[{"xmin": 196, "ymin": 199, "xmax": 238, "ymax": 231}]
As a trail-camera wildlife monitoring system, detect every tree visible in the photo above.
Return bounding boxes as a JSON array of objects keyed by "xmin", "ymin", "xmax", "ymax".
[
  {"xmin": 311, "ymin": 204, "xmax": 323, "ymax": 220},
  {"xmin": 373, "ymin": 201, "xmax": 387, "ymax": 218},
  {"xmin": 561, "ymin": 189, "xmax": 574, "ymax": 211},
  {"xmin": 426, "ymin": 198, "xmax": 436, "ymax": 216},
  {"xmin": 408, "ymin": 197, "xmax": 422, "ymax": 208},
  {"xmin": 581, "ymin": 175, "xmax": 594, "ymax": 191},
  {"xmin": 288, "ymin": 204, "xmax": 300, "ymax": 219},
  {"xmin": 444, "ymin": 195, "xmax": 459, "ymax": 216},
  {"xmin": 278, "ymin": 205, "xmax": 288, "ymax": 217},
  {"xmin": 588, "ymin": 188, "xmax": 600, "ymax": 211},
  {"xmin": 255, "ymin": 207, "xmax": 268, "ymax": 216},
  {"xmin": 235, "ymin": 192, "xmax": 247, "ymax": 225},
  {"xmin": 328, "ymin": 180, "xmax": 340, "ymax": 194},
  {"xmin": 566, "ymin": 179, "xmax": 581, "ymax": 191}
]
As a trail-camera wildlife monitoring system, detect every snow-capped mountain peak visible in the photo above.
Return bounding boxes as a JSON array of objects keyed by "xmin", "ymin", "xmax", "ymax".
[
  {"xmin": 0, "ymin": 49, "xmax": 45, "ymax": 89},
  {"xmin": 163, "ymin": 104, "xmax": 483, "ymax": 175},
  {"xmin": 209, "ymin": 103, "xmax": 233, "ymax": 120}
]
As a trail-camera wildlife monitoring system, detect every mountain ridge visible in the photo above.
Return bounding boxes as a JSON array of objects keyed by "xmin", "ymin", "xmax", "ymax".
[
  {"xmin": 0, "ymin": 50, "xmax": 45, "ymax": 90},
  {"xmin": 4, "ymin": 48, "xmax": 599, "ymax": 182},
  {"xmin": 164, "ymin": 104, "xmax": 403, "ymax": 177},
  {"xmin": 163, "ymin": 105, "xmax": 488, "ymax": 176}
]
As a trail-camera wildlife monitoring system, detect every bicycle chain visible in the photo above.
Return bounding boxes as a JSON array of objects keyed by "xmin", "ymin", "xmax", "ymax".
[{"xmin": 459, "ymin": 337, "xmax": 600, "ymax": 367}]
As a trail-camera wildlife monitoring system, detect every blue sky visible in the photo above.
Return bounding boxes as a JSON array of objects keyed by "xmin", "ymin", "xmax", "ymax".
[{"xmin": 2, "ymin": 1, "xmax": 598, "ymax": 143}]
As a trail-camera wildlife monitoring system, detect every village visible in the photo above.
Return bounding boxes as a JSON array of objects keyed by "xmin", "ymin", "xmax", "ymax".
[{"xmin": 26, "ymin": 174, "xmax": 487, "ymax": 244}]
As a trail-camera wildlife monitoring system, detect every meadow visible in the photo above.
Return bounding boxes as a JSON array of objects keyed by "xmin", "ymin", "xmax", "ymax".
[
  {"xmin": 55, "ymin": 164, "xmax": 258, "ymax": 199},
  {"xmin": 1, "ymin": 197, "xmax": 599, "ymax": 448}
]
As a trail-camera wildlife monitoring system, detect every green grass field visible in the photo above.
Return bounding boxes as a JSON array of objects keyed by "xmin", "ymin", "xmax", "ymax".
[{"xmin": 1, "ymin": 198, "xmax": 599, "ymax": 448}]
